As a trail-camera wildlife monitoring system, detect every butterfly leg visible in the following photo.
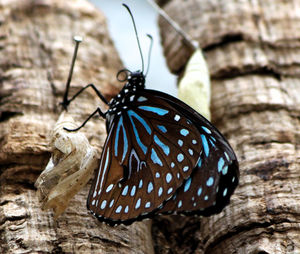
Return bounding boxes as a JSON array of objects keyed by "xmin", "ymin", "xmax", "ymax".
[
  {"xmin": 64, "ymin": 107, "xmax": 106, "ymax": 132},
  {"xmin": 61, "ymin": 83, "xmax": 108, "ymax": 110}
]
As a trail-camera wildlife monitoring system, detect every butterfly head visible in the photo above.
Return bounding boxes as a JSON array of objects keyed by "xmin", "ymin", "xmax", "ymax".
[{"xmin": 126, "ymin": 71, "xmax": 145, "ymax": 89}]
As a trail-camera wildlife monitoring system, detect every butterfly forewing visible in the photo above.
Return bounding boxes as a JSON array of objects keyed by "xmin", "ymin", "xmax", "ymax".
[{"xmin": 87, "ymin": 90, "xmax": 204, "ymax": 225}]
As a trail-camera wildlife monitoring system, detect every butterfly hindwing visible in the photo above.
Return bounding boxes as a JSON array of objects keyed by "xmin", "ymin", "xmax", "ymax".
[
  {"xmin": 145, "ymin": 90, "xmax": 239, "ymax": 215},
  {"xmin": 158, "ymin": 126, "xmax": 239, "ymax": 216}
]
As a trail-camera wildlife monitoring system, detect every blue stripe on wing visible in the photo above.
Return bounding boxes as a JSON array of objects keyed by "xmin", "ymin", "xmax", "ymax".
[
  {"xmin": 127, "ymin": 110, "xmax": 151, "ymax": 154},
  {"xmin": 201, "ymin": 134, "xmax": 209, "ymax": 157},
  {"xmin": 154, "ymin": 134, "xmax": 170, "ymax": 156},
  {"xmin": 138, "ymin": 106, "xmax": 169, "ymax": 116}
]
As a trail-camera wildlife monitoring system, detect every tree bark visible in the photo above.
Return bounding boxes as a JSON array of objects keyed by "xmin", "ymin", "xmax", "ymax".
[
  {"xmin": 152, "ymin": 0, "xmax": 300, "ymax": 253},
  {"xmin": 0, "ymin": 0, "xmax": 154, "ymax": 253}
]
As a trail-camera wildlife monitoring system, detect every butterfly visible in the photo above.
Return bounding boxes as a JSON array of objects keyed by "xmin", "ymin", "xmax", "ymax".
[
  {"xmin": 62, "ymin": 4, "xmax": 239, "ymax": 226},
  {"xmin": 83, "ymin": 70, "xmax": 239, "ymax": 226}
]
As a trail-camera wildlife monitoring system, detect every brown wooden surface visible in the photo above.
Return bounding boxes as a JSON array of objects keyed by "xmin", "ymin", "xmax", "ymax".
[
  {"xmin": 0, "ymin": 0, "xmax": 154, "ymax": 253},
  {"xmin": 153, "ymin": 0, "xmax": 300, "ymax": 253}
]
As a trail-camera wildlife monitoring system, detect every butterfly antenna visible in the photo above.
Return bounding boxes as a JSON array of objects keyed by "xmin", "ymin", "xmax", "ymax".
[
  {"xmin": 62, "ymin": 36, "xmax": 83, "ymax": 109},
  {"xmin": 145, "ymin": 34, "xmax": 153, "ymax": 76},
  {"xmin": 122, "ymin": 3, "xmax": 145, "ymax": 73},
  {"xmin": 146, "ymin": 0, "xmax": 198, "ymax": 50}
]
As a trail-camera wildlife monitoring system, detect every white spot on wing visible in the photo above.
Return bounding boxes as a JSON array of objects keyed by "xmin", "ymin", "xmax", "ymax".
[
  {"xmin": 178, "ymin": 200, "xmax": 182, "ymax": 208},
  {"xmin": 122, "ymin": 185, "xmax": 129, "ymax": 196},
  {"xmin": 124, "ymin": 205, "xmax": 129, "ymax": 213},
  {"xmin": 147, "ymin": 182, "xmax": 153, "ymax": 193},
  {"xmin": 130, "ymin": 185, "xmax": 136, "ymax": 196},
  {"xmin": 177, "ymin": 153, "xmax": 184, "ymax": 162},
  {"xmin": 178, "ymin": 139, "xmax": 183, "ymax": 146},
  {"xmin": 137, "ymin": 96, "xmax": 147, "ymax": 102},
  {"xmin": 109, "ymin": 199, "xmax": 114, "ymax": 208},
  {"xmin": 166, "ymin": 173, "xmax": 172, "ymax": 183},
  {"xmin": 100, "ymin": 200, "xmax": 107, "ymax": 209},
  {"xmin": 106, "ymin": 184, "xmax": 114, "ymax": 193},
  {"xmin": 174, "ymin": 115, "xmax": 180, "ymax": 121},
  {"xmin": 135, "ymin": 198, "xmax": 141, "ymax": 209},
  {"xmin": 116, "ymin": 205, "xmax": 122, "ymax": 213},
  {"xmin": 183, "ymin": 166, "xmax": 189, "ymax": 172},
  {"xmin": 139, "ymin": 179, "xmax": 143, "ymax": 188},
  {"xmin": 158, "ymin": 187, "xmax": 163, "ymax": 197}
]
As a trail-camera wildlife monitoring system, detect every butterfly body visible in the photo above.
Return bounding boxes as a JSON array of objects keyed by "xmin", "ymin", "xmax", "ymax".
[
  {"xmin": 105, "ymin": 71, "xmax": 145, "ymax": 130},
  {"xmin": 86, "ymin": 71, "xmax": 239, "ymax": 226}
]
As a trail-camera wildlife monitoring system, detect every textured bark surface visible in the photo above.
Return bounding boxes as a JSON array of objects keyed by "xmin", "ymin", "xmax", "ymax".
[
  {"xmin": 0, "ymin": 0, "xmax": 154, "ymax": 253},
  {"xmin": 153, "ymin": 0, "xmax": 300, "ymax": 253}
]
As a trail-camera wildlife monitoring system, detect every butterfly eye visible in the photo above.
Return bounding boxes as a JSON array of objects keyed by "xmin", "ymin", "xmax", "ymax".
[{"xmin": 117, "ymin": 69, "xmax": 131, "ymax": 82}]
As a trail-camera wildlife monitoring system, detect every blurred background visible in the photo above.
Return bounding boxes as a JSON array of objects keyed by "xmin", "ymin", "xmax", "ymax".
[{"xmin": 90, "ymin": 0, "xmax": 177, "ymax": 95}]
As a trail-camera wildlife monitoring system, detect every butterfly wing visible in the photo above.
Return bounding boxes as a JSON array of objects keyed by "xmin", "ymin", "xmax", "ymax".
[
  {"xmin": 158, "ymin": 133, "xmax": 239, "ymax": 216},
  {"xmin": 147, "ymin": 90, "xmax": 239, "ymax": 216},
  {"xmin": 87, "ymin": 91, "xmax": 204, "ymax": 225}
]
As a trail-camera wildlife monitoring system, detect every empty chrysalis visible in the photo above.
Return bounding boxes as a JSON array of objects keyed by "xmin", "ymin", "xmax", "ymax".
[{"xmin": 147, "ymin": 0, "xmax": 211, "ymax": 119}]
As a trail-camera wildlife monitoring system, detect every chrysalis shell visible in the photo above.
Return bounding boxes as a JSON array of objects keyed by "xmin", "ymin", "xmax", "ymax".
[{"xmin": 35, "ymin": 112, "xmax": 99, "ymax": 218}]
